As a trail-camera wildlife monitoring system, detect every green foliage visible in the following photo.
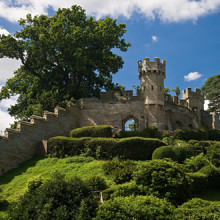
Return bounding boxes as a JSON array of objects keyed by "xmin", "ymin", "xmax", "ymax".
[
  {"xmin": 117, "ymin": 137, "xmax": 165, "ymax": 160},
  {"xmin": 9, "ymin": 173, "xmax": 98, "ymax": 220},
  {"xmin": 161, "ymin": 130, "xmax": 171, "ymax": 138},
  {"xmin": 70, "ymin": 125, "xmax": 112, "ymax": 138},
  {"xmin": 208, "ymin": 129, "xmax": 220, "ymax": 141},
  {"xmin": 174, "ymin": 128, "xmax": 209, "ymax": 141},
  {"xmin": 86, "ymin": 175, "xmax": 108, "ymax": 191},
  {"xmin": 108, "ymin": 181, "xmax": 145, "ymax": 199},
  {"xmin": 95, "ymin": 195, "xmax": 175, "ymax": 220},
  {"xmin": 201, "ymin": 73, "xmax": 220, "ymax": 112},
  {"xmin": 152, "ymin": 146, "xmax": 178, "ymax": 161},
  {"xmin": 47, "ymin": 136, "xmax": 90, "ymax": 158},
  {"xmin": 162, "ymin": 137, "xmax": 175, "ymax": 145},
  {"xmin": 171, "ymin": 85, "xmax": 180, "ymax": 98},
  {"xmin": 48, "ymin": 136, "xmax": 164, "ymax": 160},
  {"xmin": 173, "ymin": 146, "xmax": 188, "ymax": 163},
  {"xmin": 164, "ymin": 87, "xmax": 170, "ymax": 94},
  {"xmin": 116, "ymin": 126, "xmax": 158, "ymax": 138},
  {"xmin": 206, "ymin": 143, "xmax": 220, "ymax": 167},
  {"xmin": 0, "ymin": 5, "xmax": 130, "ymax": 119},
  {"xmin": 188, "ymin": 172, "xmax": 208, "ymax": 193},
  {"xmin": 184, "ymin": 153, "xmax": 211, "ymax": 172},
  {"xmin": 199, "ymin": 164, "xmax": 220, "ymax": 188},
  {"xmin": 174, "ymin": 198, "xmax": 220, "ymax": 220},
  {"xmin": 102, "ymin": 160, "xmax": 137, "ymax": 184},
  {"xmin": 83, "ymin": 138, "xmax": 118, "ymax": 159},
  {"xmin": 134, "ymin": 159, "xmax": 193, "ymax": 205}
]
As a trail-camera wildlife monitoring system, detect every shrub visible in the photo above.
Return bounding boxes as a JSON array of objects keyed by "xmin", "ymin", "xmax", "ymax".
[
  {"xmin": 133, "ymin": 159, "xmax": 193, "ymax": 205},
  {"xmin": 102, "ymin": 160, "xmax": 137, "ymax": 184},
  {"xmin": 152, "ymin": 146, "xmax": 178, "ymax": 161},
  {"xmin": 188, "ymin": 172, "xmax": 208, "ymax": 193},
  {"xmin": 70, "ymin": 125, "xmax": 112, "ymax": 138},
  {"xmin": 48, "ymin": 136, "xmax": 165, "ymax": 160},
  {"xmin": 206, "ymin": 143, "xmax": 220, "ymax": 167},
  {"xmin": 95, "ymin": 195, "xmax": 175, "ymax": 220},
  {"xmin": 47, "ymin": 136, "xmax": 90, "ymax": 158},
  {"xmin": 116, "ymin": 126, "xmax": 158, "ymax": 138},
  {"xmin": 9, "ymin": 173, "xmax": 97, "ymax": 220},
  {"xmin": 86, "ymin": 176, "xmax": 108, "ymax": 191},
  {"xmin": 162, "ymin": 137, "xmax": 175, "ymax": 145},
  {"xmin": 84, "ymin": 138, "xmax": 117, "ymax": 159},
  {"xmin": 161, "ymin": 130, "xmax": 171, "ymax": 138},
  {"xmin": 199, "ymin": 164, "xmax": 220, "ymax": 188},
  {"xmin": 174, "ymin": 198, "xmax": 220, "ymax": 219},
  {"xmin": 117, "ymin": 137, "xmax": 165, "ymax": 160},
  {"xmin": 188, "ymin": 140, "xmax": 199, "ymax": 146},
  {"xmin": 208, "ymin": 129, "xmax": 220, "ymax": 141},
  {"xmin": 184, "ymin": 153, "xmax": 211, "ymax": 172},
  {"xmin": 173, "ymin": 146, "xmax": 188, "ymax": 163},
  {"xmin": 109, "ymin": 181, "xmax": 145, "ymax": 199},
  {"xmin": 174, "ymin": 128, "xmax": 208, "ymax": 141}
]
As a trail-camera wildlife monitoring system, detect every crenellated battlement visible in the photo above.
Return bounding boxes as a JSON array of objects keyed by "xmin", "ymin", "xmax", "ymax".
[
  {"xmin": 182, "ymin": 88, "xmax": 202, "ymax": 98},
  {"xmin": 138, "ymin": 57, "xmax": 166, "ymax": 79}
]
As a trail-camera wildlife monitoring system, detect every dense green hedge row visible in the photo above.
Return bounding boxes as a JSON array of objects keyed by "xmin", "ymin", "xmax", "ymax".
[
  {"xmin": 174, "ymin": 128, "xmax": 220, "ymax": 141},
  {"xmin": 70, "ymin": 125, "xmax": 112, "ymax": 138},
  {"xmin": 115, "ymin": 126, "xmax": 158, "ymax": 138},
  {"xmin": 48, "ymin": 137, "xmax": 165, "ymax": 160}
]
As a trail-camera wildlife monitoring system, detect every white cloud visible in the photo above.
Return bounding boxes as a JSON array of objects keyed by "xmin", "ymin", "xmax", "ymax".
[
  {"xmin": 184, "ymin": 72, "xmax": 202, "ymax": 81},
  {"xmin": 0, "ymin": 109, "xmax": 15, "ymax": 135},
  {"xmin": 0, "ymin": 27, "xmax": 10, "ymax": 36},
  {"xmin": 152, "ymin": 35, "xmax": 158, "ymax": 42},
  {"xmin": 0, "ymin": 0, "xmax": 220, "ymax": 23},
  {"xmin": 0, "ymin": 58, "xmax": 21, "ymax": 83}
]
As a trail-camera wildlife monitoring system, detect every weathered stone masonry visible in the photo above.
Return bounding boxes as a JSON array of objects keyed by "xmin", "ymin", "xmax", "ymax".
[{"xmin": 0, "ymin": 57, "xmax": 220, "ymax": 175}]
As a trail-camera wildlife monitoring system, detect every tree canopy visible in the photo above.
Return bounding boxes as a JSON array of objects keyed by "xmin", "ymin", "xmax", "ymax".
[
  {"xmin": 0, "ymin": 5, "xmax": 130, "ymax": 119},
  {"xmin": 202, "ymin": 73, "xmax": 220, "ymax": 112}
]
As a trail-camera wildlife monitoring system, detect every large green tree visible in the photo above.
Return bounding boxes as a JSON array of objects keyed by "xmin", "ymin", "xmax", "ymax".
[
  {"xmin": 202, "ymin": 73, "xmax": 220, "ymax": 112},
  {"xmin": 0, "ymin": 5, "xmax": 130, "ymax": 119}
]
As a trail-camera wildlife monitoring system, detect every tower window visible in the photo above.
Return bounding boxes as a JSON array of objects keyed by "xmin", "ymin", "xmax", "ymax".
[{"xmin": 151, "ymin": 85, "xmax": 154, "ymax": 91}]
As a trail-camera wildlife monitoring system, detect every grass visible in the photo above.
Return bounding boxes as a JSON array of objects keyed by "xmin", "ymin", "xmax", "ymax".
[{"xmin": 0, "ymin": 155, "xmax": 113, "ymax": 219}]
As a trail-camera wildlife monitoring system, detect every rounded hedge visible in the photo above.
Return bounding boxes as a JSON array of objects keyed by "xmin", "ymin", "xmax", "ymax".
[
  {"xmin": 134, "ymin": 159, "xmax": 193, "ymax": 205},
  {"xmin": 95, "ymin": 195, "xmax": 175, "ymax": 220},
  {"xmin": 70, "ymin": 125, "xmax": 112, "ymax": 138},
  {"xmin": 173, "ymin": 146, "xmax": 188, "ymax": 163},
  {"xmin": 152, "ymin": 146, "xmax": 178, "ymax": 161},
  {"xmin": 174, "ymin": 198, "xmax": 220, "ymax": 219}
]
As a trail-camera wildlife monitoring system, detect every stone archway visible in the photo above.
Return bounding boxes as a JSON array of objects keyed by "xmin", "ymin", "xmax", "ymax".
[{"xmin": 122, "ymin": 116, "xmax": 139, "ymax": 131}]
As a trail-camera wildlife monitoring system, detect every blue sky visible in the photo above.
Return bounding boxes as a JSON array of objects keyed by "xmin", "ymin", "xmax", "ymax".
[{"xmin": 0, "ymin": 0, "xmax": 220, "ymax": 132}]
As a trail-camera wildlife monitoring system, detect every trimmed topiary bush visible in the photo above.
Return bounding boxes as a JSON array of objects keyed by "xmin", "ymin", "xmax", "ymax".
[
  {"xmin": 84, "ymin": 138, "xmax": 118, "ymax": 159},
  {"xmin": 206, "ymin": 143, "xmax": 220, "ymax": 167},
  {"xmin": 152, "ymin": 146, "xmax": 178, "ymax": 161},
  {"xmin": 117, "ymin": 137, "xmax": 165, "ymax": 160},
  {"xmin": 47, "ymin": 136, "xmax": 90, "ymax": 158},
  {"xmin": 173, "ymin": 146, "xmax": 188, "ymax": 163},
  {"xmin": 70, "ymin": 125, "xmax": 112, "ymax": 138},
  {"xmin": 116, "ymin": 126, "xmax": 158, "ymax": 138},
  {"xmin": 199, "ymin": 164, "xmax": 220, "ymax": 188},
  {"xmin": 188, "ymin": 172, "xmax": 208, "ymax": 193},
  {"xmin": 48, "ymin": 136, "xmax": 165, "ymax": 160},
  {"xmin": 134, "ymin": 159, "xmax": 193, "ymax": 205},
  {"xmin": 174, "ymin": 198, "xmax": 220, "ymax": 220},
  {"xmin": 95, "ymin": 195, "xmax": 175, "ymax": 220},
  {"xmin": 184, "ymin": 153, "xmax": 211, "ymax": 172},
  {"xmin": 102, "ymin": 160, "xmax": 137, "ymax": 184},
  {"xmin": 174, "ymin": 128, "xmax": 208, "ymax": 141}
]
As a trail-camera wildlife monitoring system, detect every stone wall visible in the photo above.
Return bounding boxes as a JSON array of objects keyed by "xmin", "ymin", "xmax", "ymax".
[{"xmin": 0, "ymin": 104, "xmax": 80, "ymax": 175}]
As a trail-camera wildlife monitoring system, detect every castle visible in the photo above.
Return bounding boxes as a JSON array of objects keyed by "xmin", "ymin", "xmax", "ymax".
[{"xmin": 0, "ymin": 57, "xmax": 219, "ymax": 175}]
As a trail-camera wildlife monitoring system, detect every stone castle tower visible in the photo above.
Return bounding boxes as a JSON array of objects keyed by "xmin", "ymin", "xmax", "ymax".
[{"xmin": 138, "ymin": 57, "xmax": 166, "ymax": 105}]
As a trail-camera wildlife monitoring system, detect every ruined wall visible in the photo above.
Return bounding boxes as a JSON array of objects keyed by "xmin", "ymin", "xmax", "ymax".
[{"xmin": 0, "ymin": 104, "xmax": 80, "ymax": 175}]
